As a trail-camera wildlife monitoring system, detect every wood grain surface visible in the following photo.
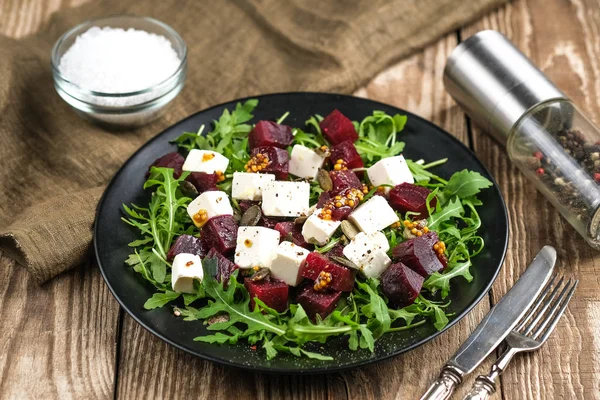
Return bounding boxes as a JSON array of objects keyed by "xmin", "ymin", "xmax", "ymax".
[{"xmin": 0, "ymin": 0, "xmax": 598, "ymax": 399}]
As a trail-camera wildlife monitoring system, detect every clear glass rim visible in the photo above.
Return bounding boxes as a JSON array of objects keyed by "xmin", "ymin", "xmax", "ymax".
[{"xmin": 50, "ymin": 15, "xmax": 188, "ymax": 99}]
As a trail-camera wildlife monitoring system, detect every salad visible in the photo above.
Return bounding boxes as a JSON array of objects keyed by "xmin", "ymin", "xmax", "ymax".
[{"xmin": 122, "ymin": 99, "xmax": 492, "ymax": 361}]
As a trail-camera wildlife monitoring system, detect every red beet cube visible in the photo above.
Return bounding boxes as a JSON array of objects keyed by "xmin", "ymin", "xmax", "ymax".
[
  {"xmin": 381, "ymin": 262, "xmax": 424, "ymax": 307},
  {"xmin": 249, "ymin": 121, "xmax": 293, "ymax": 149},
  {"xmin": 167, "ymin": 234, "xmax": 205, "ymax": 260},
  {"xmin": 186, "ymin": 172, "xmax": 219, "ymax": 193},
  {"xmin": 251, "ymin": 146, "xmax": 289, "ymax": 180},
  {"xmin": 325, "ymin": 243, "xmax": 345, "ymax": 260},
  {"xmin": 392, "ymin": 232, "xmax": 444, "ymax": 277},
  {"xmin": 330, "ymin": 170, "xmax": 363, "ymax": 192},
  {"xmin": 201, "ymin": 215, "xmax": 238, "ymax": 255},
  {"xmin": 330, "ymin": 140, "xmax": 364, "ymax": 170},
  {"xmin": 274, "ymin": 221, "xmax": 311, "ymax": 248},
  {"xmin": 205, "ymin": 247, "xmax": 239, "ymax": 287},
  {"xmin": 389, "ymin": 183, "xmax": 437, "ymax": 219},
  {"xmin": 319, "ymin": 110, "xmax": 359, "ymax": 145},
  {"xmin": 261, "ymin": 216, "xmax": 281, "ymax": 230},
  {"xmin": 299, "ymin": 252, "xmax": 355, "ymax": 292},
  {"xmin": 296, "ymin": 285, "xmax": 342, "ymax": 320},
  {"xmin": 238, "ymin": 200, "xmax": 259, "ymax": 213},
  {"xmin": 244, "ymin": 278, "xmax": 289, "ymax": 312},
  {"xmin": 316, "ymin": 191, "xmax": 353, "ymax": 221},
  {"xmin": 149, "ymin": 152, "xmax": 184, "ymax": 178},
  {"xmin": 316, "ymin": 191, "xmax": 332, "ymax": 208},
  {"xmin": 330, "ymin": 205, "xmax": 353, "ymax": 221}
]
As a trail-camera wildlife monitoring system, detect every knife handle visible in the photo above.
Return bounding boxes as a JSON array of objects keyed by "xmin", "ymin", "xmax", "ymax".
[
  {"xmin": 462, "ymin": 376, "xmax": 496, "ymax": 400},
  {"xmin": 420, "ymin": 366, "xmax": 463, "ymax": 400}
]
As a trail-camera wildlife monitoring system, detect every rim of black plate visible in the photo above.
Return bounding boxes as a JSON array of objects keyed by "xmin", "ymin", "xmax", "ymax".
[{"xmin": 93, "ymin": 92, "xmax": 509, "ymax": 374}]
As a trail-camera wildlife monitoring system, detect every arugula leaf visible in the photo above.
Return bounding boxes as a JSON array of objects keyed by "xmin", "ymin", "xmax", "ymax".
[
  {"xmin": 194, "ymin": 332, "xmax": 239, "ymax": 344},
  {"xmin": 305, "ymin": 115, "xmax": 323, "ymax": 134},
  {"xmin": 428, "ymin": 197, "xmax": 464, "ymax": 231},
  {"xmin": 197, "ymin": 258, "xmax": 286, "ymax": 337},
  {"xmin": 439, "ymin": 170, "xmax": 492, "ymax": 203},
  {"xmin": 122, "ymin": 167, "xmax": 191, "ymax": 292},
  {"xmin": 299, "ymin": 349, "xmax": 334, "ymax": 360},
  {"xmin": 355, "ymin": 280, "xmax": 390, "ymax": 339},
  {"xmin": 144, "ymin": 291, "xmax": 181, "ymax": 310},
  {"xmin": 423, "ymin": 261, "xmax": 473, "ymax": 298},
  {"xmin": 293, "ymin": 128, "xmax": 326, "ymax": 148},
  {"xmin": 407, "ymin": 160, "xmax": 448, "ymax": 185},
  {"xmin": 172, "ymin": 99, "xmax": 259, "ymax": 173},
  {"xmin": 354, "ymin": 111, "xmax": 407, "ymax": 165},
  {"xmin": 403, "ymin": 296, "xmax": 452, "ymax": 331}
]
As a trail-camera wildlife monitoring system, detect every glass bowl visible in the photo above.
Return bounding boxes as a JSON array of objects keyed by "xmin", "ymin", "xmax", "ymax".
[{"xmin": 51, "ymin": 15, "xmax": 187, "ymax": 128}]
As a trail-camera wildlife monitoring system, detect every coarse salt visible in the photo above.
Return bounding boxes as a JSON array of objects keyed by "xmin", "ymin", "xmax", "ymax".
[{"xmin": 58, "ymin": 26, "xmax": 181, "ymax": 105}]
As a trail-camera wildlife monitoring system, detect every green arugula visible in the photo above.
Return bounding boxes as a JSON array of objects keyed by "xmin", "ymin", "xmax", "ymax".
[
  {"xmin": 438, "ymin": 170, "xmax": 492, "ymax": 204},
  {"xmin": 122, "ymin": 167, "xmax": 191, "ymax": 293},
  {"xmin": 423, "ymin": 261, "xmax": 473, "ymax": 298},
  {"xmin": 355, "ymin": 111, "xmax": 407, "ymax": 165},
  {"xmin": 428, "ymin": 196, "xmax": 464, "ymax": 231},
  {"xmin": 172, "ymin": 99, "xmax": 258, "ymax": 172}
]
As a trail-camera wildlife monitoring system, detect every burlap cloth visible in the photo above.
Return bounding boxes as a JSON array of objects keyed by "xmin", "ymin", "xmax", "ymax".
[{"xmin": 0, "ymin": 0, "xmax": 506, "ymax": 284}]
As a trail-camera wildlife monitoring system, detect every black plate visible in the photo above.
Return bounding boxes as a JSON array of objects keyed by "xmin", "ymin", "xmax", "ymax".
[{"xmin": 94, "ymin": 92, "xmax": 508, "ymax": 374}]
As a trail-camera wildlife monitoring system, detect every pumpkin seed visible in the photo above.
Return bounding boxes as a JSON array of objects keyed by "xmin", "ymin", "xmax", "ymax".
[
  {"xmin": 315, "ymin": 147, "xmax": 331, "ymax": 158},
  {"xmin": 251, "ymin": 267, "xmax": 271, "ymax": 281},
  {"xmin": 207, "ymin": 313, "xmax": 230, "ymax": 325},
  {"xmin": 329, "ymin": 255, "xmax": 359, "ymax": 270},
  {"xmin": 340, "ymin": 235, "xmax": 349, "ymax": 245},
  {"xmin": 233, "ymin": 209, "xmax": 242, "ymax": 222},
  {"xmin": 341, "ymin": 220, "xmax": 360, "ymax": 240},
  {"xmin": 180, "ymin": 180, "xmax": 199, "ymax": 198},
  {"xmin": 240, "ymin": 205, "xmax": 262, "ymax": 226},
  {"xmin": 317, "ymin": 168, "xmax": 333, "ymax": 191},
  {"xmin": 294, "ymin": 215, "xmax": 308, "ymax": 225}
]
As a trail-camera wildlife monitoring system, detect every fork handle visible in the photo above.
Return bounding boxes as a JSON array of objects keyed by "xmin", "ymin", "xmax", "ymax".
[
  {"xmin": 462, "ymin": 376, "xmax": 496, "ymax": 400},
  {"xmin": 462, "ymin": 346, "xmax": 519, "ymax": 400},
  {"xmin": 420, "ymin": 366, "xmax": 463, "ymax": 400}
]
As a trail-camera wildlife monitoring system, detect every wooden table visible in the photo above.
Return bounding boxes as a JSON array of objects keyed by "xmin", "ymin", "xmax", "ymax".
[{"xmin": 1, "ymin": 0, "xmax": 599, "ymax": 399}]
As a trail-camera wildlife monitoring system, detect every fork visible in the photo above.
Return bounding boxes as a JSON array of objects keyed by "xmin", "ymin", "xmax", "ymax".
[{"xmin": 462, "ymin": 274, "xmax": 579, "ymax": 400}]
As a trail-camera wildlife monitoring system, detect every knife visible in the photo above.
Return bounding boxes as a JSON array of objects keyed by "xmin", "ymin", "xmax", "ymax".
[{"xmin": 420, "ymin": 245, "xmax": 557, "ymax": 400}]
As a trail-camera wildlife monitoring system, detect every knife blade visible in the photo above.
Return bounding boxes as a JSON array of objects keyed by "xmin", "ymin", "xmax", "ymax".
[{"xmin": 421, "ymin": 245, "xmax": 557, "ymax": 400}]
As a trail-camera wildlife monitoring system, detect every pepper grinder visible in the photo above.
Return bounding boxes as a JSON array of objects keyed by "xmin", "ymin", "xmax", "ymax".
[{"xmin": 444, "ymin": 30, "xmax": 600, "ymax": 250}]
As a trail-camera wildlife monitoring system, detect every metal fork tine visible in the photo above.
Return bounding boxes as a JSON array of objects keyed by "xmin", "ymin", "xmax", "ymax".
[
  {"xmin": 515, "ymin": 273, "xmax": 559, "ymax": 331},
  {"xmin": 534, "ymin": 280, "xmax": 578, "ymax": 341},
  {"xmin": 521, "ymin": 276, "xmax": 565, "ymax": 335}
]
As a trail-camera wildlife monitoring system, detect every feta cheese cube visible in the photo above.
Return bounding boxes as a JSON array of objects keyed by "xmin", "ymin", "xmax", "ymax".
[
  {"xmin": 343, "ymin": 231, "xmax": 391, "ymax": 278},
  {"xmin": 182, "ymin": 149, "xmax": 229, "ymax": 174},
  {"xmin": 289, "ymin": 145, "xmax": 326, "ymax": 180},
  {"xmin": 234, "ymin": 227, "xmax": 281, "ymax": 269},
  {"xmin": 367, "ymin": 155, "xmax": 414, "ymax": 193},
  {"xmin": 262, "ymin": 181, "xmax": 310, "ymax": 217},
  {"xmin": 231, "ymin": 172, "xmax": 275, "ymax": 201},
  {"xmin": 171, "ymin": 253, "xmax": 204, "ymax": 293},
  {"xmin": 301, "ymin": 209, "xmax": 341, "ymax": 245},
  {"xmin": 349, "ymin": 196, "xmax": 399, "ymax": 234},
  {"xmin": 187, "ymin": 190, "xmax": 233, "ymax": 228},
  {"xmin": 358, "ymin": 249, "xmax": 392, "ymax": 278},
  {"xmin": 270, "ymin": 241, "xmax": 310, "ymax": 286}
]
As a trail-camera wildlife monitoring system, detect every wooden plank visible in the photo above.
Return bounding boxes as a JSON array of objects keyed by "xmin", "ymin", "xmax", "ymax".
[
  {"xmin": 115, "ymin": 32, "xmax": 500, "ymax": 400},
  {"xmin": 0, "ymin": 1, "xmax": 119, "ymax": 399},
  {"xmin": 462, "ymin": 0, "xmax": 600, "ymax": 399},
  {"xmin": 0, "ymin": 255, "xmax": 119, "ymax": 399}
]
